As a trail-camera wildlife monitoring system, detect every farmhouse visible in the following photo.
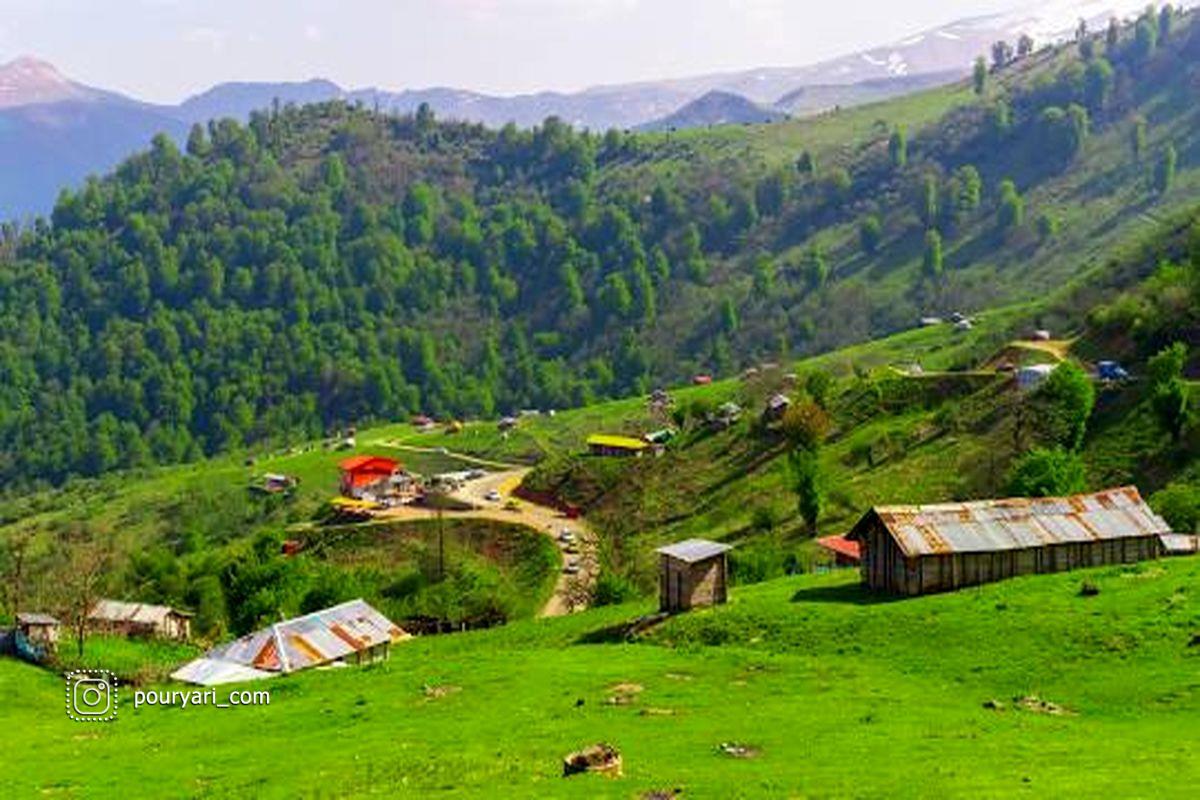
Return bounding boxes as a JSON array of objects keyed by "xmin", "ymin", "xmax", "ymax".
[
  {"xmin": 847, "ymin": 487, "xmax": 1171, "ymax": 596},
  {"xmin": 656, "ymin": 539, "xmax": 732, "ymax": 613},
  {"xmin": 89, "ymin": 599, "xmax": 192, "ymax": 641},
  {"xmin": 15, "ymin": 612, "xmax": 60, "ymax": 648},
  {"xmin": 762, "ymin": 393, "xmax": 792, "ymax": 423},
  {"xmin": 338, "ymin": 455, "xmax": 407, "ymax": 500},
  {"xmin": 172, "ymin": 599, "xmax": 410, "ymax": 686},
  {"xmin": 587, "ymin": 434, "xmax": 650, "ymax": 457}
]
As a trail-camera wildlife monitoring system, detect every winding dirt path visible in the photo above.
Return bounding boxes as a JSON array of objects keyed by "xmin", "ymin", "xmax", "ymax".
[{"xmin": 366, "ymin": 448, "xmax": 598, "ymax": 617}]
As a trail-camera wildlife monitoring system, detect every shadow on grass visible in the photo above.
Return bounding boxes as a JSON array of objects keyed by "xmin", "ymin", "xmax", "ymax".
[
  {"xmin": 790, "ymin": 582, "xmax": 905, "ymax": 605},
  {"xmin": 575, "ymin": 612, "xmax": 671, "ymax": 644}
]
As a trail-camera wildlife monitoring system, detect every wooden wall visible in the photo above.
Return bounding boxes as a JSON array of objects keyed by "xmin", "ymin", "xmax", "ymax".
[
  {"xmin": 859, "ymin": 521, "xmax": 1164, "ymax": 595},
  {"xmin": 660, "ymin": 554, "xmax": 728, "ymax": 612}
]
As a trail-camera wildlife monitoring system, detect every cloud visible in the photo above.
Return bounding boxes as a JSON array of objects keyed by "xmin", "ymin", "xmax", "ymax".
[
  {"xmin": 183, "ymin": 26, "xmax": 229, "ymax": 52},
  {"xmin": 304, "ymin": 23, "xmax": 322, "ymax": 42}
]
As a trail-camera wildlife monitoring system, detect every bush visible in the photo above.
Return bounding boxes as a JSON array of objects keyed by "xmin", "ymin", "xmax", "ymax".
[
  {"xmin": 1006, "ymin": 448, "xmax": 1087, "ymax": 497},
  {"xmin": 1151, "ymin": 482, "xmax": 1200, "ymax": 533},
  {"xmin": 592, "ymin": 571, "xmax": 639, "ymax": 606},
  {"xmin": 729, "ymin": 538, "xmax": 784, "ymax": 585}
]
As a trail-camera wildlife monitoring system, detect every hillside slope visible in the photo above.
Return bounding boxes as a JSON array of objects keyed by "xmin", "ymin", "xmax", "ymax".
[
  {"xmin": 5, "ymin": 560, "xmax": 1200, "ymax": 797},
  {"xmin": 0, "ymin": 8, "xmax": 1197, "ymax": 491}
]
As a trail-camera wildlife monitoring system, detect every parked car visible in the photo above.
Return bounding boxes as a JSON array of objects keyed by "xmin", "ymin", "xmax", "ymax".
[
  {"xmin": 485, "ymin": 489, "xmax": 501, "ymax": 502},
  {"xmin": 563, "ymin": 561, "xmax": 581, "ymax": 575},
  {"xmin": 1097, "ymin": 361, "xmax": 1130, "ymax": 381},
  {"xmin": 558, "ymin": 529, "xmax": 575, "ymax": 543}
]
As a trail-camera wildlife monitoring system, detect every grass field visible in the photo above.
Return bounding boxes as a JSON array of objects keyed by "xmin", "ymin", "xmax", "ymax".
[{"xmin": 6, "ymin": 557, "xmax": 1200, "ymax": 798}]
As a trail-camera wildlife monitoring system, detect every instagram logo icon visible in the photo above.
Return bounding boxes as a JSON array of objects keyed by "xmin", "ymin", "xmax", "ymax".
[{"xmin": 66, "ymin": 670, "xmax": 118, "ymax": 722}]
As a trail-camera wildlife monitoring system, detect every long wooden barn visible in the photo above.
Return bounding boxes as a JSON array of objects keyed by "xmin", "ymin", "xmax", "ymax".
[{"xmin": 846, "ymin": 486, "xmax": 1172, "ymax": 595}]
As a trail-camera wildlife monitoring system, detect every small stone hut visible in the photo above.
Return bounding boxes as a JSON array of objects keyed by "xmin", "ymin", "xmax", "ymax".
[{"xmin": 656, "ymin": 539, "xmax": 732, "ymax": 613}]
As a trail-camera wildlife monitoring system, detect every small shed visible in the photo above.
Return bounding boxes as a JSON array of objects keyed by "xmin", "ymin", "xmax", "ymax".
[
  {"xmin": 847, "ymin": 486, "xmax": 1170, "ymax": 596},
  {"xmin": 89, "ymin": 599, "xmax": 192, "ymax": 641},
  {"xmin": 656, "ymin": 539, "xmax": 733, "ymax": 613},
  {"xmin": 16, "ymin": 612, "xmax": 61, "ymax": 648},
  {"xmin": 587, "ymin": 434, "xmax": 650, "ymax": 457}
]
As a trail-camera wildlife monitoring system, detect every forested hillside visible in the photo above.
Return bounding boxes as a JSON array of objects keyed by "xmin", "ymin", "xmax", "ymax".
[{"xmin": 0, "ymin": 6, "xmax": 1197, "ymax": 486}]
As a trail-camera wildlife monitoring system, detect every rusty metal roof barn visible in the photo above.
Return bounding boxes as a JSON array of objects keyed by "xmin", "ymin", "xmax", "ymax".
[
  {"xmin": 207, "ymin": 599, "xmax": 409, "ymax": 673},
  {"xmin": 90, "ymin": 599, "xmax": 190, "ymax": 625},
  {"xmin": 852, "ymin": 486, "xmax": 1171, "ymax": 558}
]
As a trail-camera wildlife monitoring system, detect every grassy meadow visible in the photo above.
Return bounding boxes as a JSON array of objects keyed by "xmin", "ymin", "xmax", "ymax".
[{"xmin": 6, "ymin": 557, "xmax": 1200, "ymax": 798}]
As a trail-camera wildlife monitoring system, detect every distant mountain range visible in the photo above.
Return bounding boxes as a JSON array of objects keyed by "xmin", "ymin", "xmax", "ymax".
[{"xmin": 0, "ymin": 0, "xmax": 1183, "ymax": 220}]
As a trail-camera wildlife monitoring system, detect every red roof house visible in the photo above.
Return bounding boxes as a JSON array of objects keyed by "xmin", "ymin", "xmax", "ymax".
[
  {"xmin": 338, "ymin": 456, "xmax": 401, "ymax": 497},
  {"xmin": 817, "ymin": 535, "xmax": 862, "ymax": 567}
]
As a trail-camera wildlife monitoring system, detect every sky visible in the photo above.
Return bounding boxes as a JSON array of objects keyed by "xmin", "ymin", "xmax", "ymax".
[{"xmin": 0, "ymin": 0, "xmax": 1028, "ymax": 103}]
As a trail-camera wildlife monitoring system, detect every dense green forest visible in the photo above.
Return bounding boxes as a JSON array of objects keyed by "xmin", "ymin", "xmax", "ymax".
[{"xmin": 0, "ymin": 6, "xmax": 1197, "ymax": 486}]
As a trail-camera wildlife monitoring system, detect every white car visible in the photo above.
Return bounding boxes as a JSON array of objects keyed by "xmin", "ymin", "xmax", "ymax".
[
  {"xmin": 558, "ymin": 529, "xmax": 575, "ymax": 543},
  {"xmin": 485, "ymin": 489, "xmax": 501, "ymax": 502},
  {"xmin": 563, "ymin": 561, "xmax": 581, "ymax": 575}
]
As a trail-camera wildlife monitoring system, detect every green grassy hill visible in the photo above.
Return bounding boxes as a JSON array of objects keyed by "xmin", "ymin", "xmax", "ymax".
[{"xmin": 6, "ymin": 558, "xmax": 1200, "ymax": 798}]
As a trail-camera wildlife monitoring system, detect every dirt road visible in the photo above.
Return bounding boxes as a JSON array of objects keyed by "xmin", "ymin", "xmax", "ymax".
[{"xmin": 369, "ymin": 458, "xmax": 597, "ymax": 617}]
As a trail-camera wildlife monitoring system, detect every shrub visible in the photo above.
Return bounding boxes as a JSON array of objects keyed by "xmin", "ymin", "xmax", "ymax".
[
  {"xmin": 1151, "ymin": 483, "xmax": 1200, "ymax": 533},
  {"xmin": 592, "ymin": 571, "xmax": 639, "ymax": 606},
  {"xmin": 1006, "ymin": 448, "xmax": 1087, "ymax": 497}
]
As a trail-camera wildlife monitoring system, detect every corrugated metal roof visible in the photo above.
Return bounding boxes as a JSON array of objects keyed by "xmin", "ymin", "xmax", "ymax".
[
  {"xmin": 90, "ymin": 599, "xmax": 189, "ymax": 625},
  {"xmin": 816, "ymin": 535, "xmax": 862, "ymax": 561},
  {"xmin": 171, "ymin": 657, "xmax": 275, "ymax": 686},
  {"xmin": 206, "ymin": 599, "xmax": 409, "ymax": 674},
  {"xmin": 16, "ymin": 612, "xmax": 59, "ymax": 625},
  {"xmin": 850, "ymin": 487, "xmax": 1171, "ymax": 558},
  {"xmin": 656, "ymin": 538, "xmax": 733, "ymax": 563}
]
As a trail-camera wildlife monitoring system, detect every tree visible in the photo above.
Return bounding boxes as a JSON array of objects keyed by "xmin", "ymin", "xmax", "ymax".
[
  {"xmin": 1034, "ymin": 361, "xmax": 1096, "ymax": 450},
  {"xmin": 997, "ymin": 179, "xmax": 1024, "ymax": 232},
  {"xmin": 719, "ymin": 297, "xmax": 739, "ymax": 334},
  {"xmin": 796, "ymin": 150, "xmax": 817, "ymax": 177},
  {"xmin": 53, "ymin": 525, "xmax": 115, "ymax": 659},
  {"xmin": 752, "ymin": 253, "xmax": 776, "ymax": 294},
  {"xmin": 888, "ymin": 127, "xmax": 908, "ymax": 169},
  {"xmin": 1155, "ymin": 144, "xmax": 1177, "ymax": 194},
  {"xmin": 0, "ymin": 531, "xmax": 33, "ymax": 617},
  {"xmin": 780, "ymin": 400, "xmax": 831, "ymax": 451},
  {"xmin": 923, "ymin": 229, "xmax": 944, "ymax": 278},
  {"xmin": 788, "ymin": 447, "xmax": 824, "ymax": 536},
  {"xmin": 1159, "ymin": 4, "xmax": 1174, "ymax": 41},
  {"xmin": 1083, "ymin": 58, "xmax": 1114, "ymax": 111},
  {"xmin": 1147, "ymin": 342, "xmax": 1191, "ymax": 442},
  {"xmin": 1133, "ymin": 15, "xmax": 1158, "ymax": 63},
  {"xmin": 991, "ymin": 40, "xmax": 1014, "ymax": 70},
  {"xmin": 1006, "ymin": 448, "xmax": 1087, "ymax": 497},
  {"xmin": 1130, "ymin": 116, "xmax": 1148, "ymax": 162},
  {"xmin": 1037, "ymin": 211, "xmax": 1060, "ymax": 243},
  {"xmin": 918, "ymin": 174, "xmax": 939, "ymax": 228},
  {"xmin": 1017, "ymin": 34, "xmax": 1035, "ymax": 58},
  {"xmin": 782, "ymin": 399, "xmax": 830, "ymax": 536},
  {"xmin": 859, "ymin": 215, "xmax": 883, "ymax": 255},
  {"xmin": 973, "ymin": 57, "xmax": 988, "ymax": 95},
  {"xmin": 1079, "ymin": 36, "xmax": 1096, "ymax": 61},
  {"xmin": 805, "ymin": 245, "xmax": 829, "ymax": 290}
]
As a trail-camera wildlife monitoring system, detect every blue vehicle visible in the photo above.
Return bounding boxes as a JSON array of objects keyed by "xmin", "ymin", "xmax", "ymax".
[{"xmin": 1097, "ymin": 361, "xmax": 1129, "ymax": 381}]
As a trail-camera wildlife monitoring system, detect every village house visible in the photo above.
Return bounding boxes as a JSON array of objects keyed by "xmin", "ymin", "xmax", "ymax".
[
  {"xmin": 15, "ymin": 612, "xmax": 61, "ymax": 649},
  {"xmin": 762, "ymin": 393, "xmax": 792, "ymax": 423},
  {"xmin": 250, "ymin": 472, "xmax": 299, "ymax": 495},
  {"xmin": 816, "ymin": 535, "xmax": 862, "ymax": 568},
  {"xmin": 1017, "ymin": 363, "xmax": 1057, "ymax": 391},
  {"xmin": 847, "ymin": 487, "xmax": 1171, "ymax": 596},
  {"xmin": 89, "ymin": 599, "xmax": 192, "ymax": 641},
  {"xmin": 587, "ymin": 434, "xmax": 650, "ymax": 458},
  {"xmin": 709, "ymin": 401, "xmax": 742, "ymax": 431},
  {"xmin": 338, "ymin": 455, "xmax": 418, "ymax": 503},
  {"xmin": 656, "ymin": 539, "xmax": 733, "ymax": 613},
  {"xmin": 172, "ymin": 599, "xmax": 410, "ymax": 686}
]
